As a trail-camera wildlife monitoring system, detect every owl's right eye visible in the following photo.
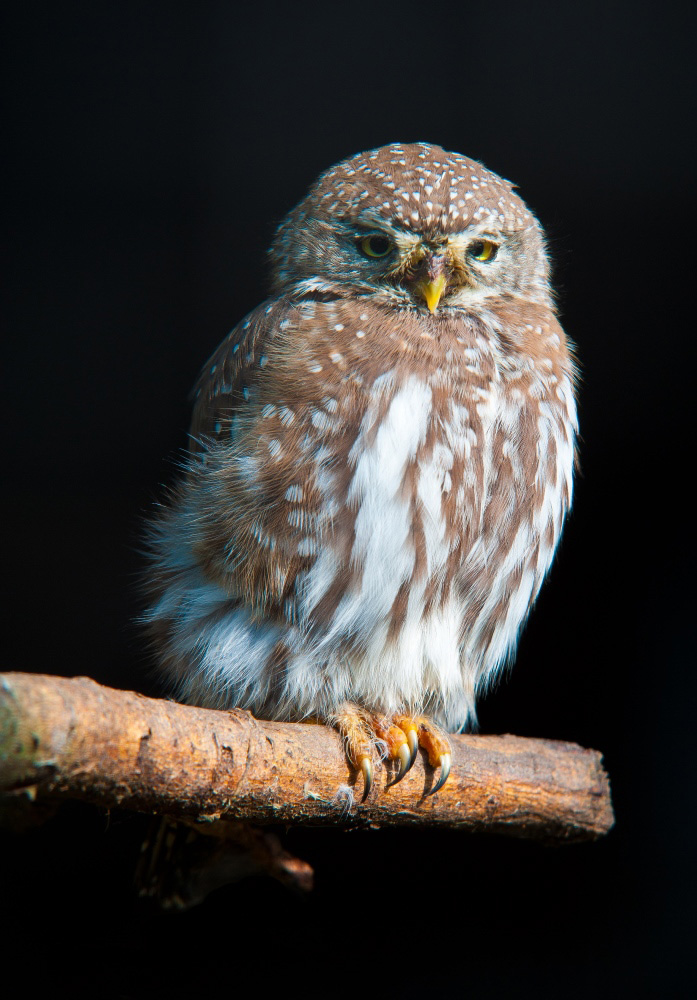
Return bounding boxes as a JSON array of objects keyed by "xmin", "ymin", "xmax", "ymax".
[
  {"xmin": 358, "ymin": 235, "xmax": 393, "ymax": 259},
  {"xmin": 468, "ymin": 239, "xmax": 498, "ymax": 262}
]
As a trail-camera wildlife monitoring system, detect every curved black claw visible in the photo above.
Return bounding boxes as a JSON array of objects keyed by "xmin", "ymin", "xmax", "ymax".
[
  {"xmin": 389, "ymin": 742, "xmax": 413, "ymax": 786},
  {"xmin": 427, "ymin": 752, "xmax": 451, "ymax": 796},
  {"xmin": 405, "ymin": 728, "xmax": 419, "ymax": 771},
  {"xmin": 360, "ymin": 757, "xmax": 373, "ymax": 802}
]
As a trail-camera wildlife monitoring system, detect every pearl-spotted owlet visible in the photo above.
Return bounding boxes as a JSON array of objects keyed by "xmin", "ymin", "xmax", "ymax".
[{"xmin": 144, "ymin": 143, "xmax": 578, "ymax": 798}]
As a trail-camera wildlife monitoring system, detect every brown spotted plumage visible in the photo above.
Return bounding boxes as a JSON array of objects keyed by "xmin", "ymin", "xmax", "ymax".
[{"xmin": 144, "ymin": 143, "xmax": 578, "ymax": 798}]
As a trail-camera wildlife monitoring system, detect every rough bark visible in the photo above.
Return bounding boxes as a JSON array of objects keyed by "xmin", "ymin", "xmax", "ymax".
[{"xmin": 0, "ymin": 672, "xmax": 613, "ymax": 841}]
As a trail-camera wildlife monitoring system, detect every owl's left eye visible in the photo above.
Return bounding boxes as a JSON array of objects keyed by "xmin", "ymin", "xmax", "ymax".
[
  {"xmin": 359, "ymin": 234, "xmax": 393, "ymax": 259},
  {"xmin": 468, "ymin": 240, "xmax": 498, "ymax": 262}
]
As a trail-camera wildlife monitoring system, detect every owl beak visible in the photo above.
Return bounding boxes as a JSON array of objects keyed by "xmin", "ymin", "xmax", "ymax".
[
  {"xmin": 417, "ymin": 273, "xmax": 447, "ymax": 313},
  {"xmin": 413, "ymin": 252, "xmax": 448, "ymax": 312}
]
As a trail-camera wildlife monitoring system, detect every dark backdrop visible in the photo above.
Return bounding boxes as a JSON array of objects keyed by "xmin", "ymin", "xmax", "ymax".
[{"xmin": 3, "ymin": 2, "xmax": 694, "ymax": 996}]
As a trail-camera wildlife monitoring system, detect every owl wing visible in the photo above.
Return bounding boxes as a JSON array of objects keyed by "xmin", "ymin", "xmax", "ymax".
[{"xmin": 189, "ymin": 297, "xmax": 292, "ymax": 453}]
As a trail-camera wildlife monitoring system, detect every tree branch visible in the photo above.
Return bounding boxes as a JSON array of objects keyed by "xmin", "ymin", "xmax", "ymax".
[{"xmin": 0, "ymin": 672, "xmax": 613, "ymax": 842}]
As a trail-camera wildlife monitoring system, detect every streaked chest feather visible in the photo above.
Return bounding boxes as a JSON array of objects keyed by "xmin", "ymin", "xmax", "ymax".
[
  {"xmin": 148, "ymin": 302, "xmax": 576, "ymax": 726},
  {"xmin": 220, "ymin": 338, "xmax": 575, "ymax": 653}
]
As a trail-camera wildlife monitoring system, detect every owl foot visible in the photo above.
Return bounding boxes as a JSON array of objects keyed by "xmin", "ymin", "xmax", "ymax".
[
  {"xmin": 332, "ymin": 706, "xmax": 452, "ymax": 801},
  {"xmin": 393, "ymin": 715, "xmax": 452, "ymax": 796},
  {"xmin": 331, "ymin": 704, "xmax": 385, "ymax": 801}
]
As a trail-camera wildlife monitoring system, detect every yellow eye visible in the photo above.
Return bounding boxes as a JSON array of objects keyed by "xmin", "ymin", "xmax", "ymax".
[
  {"xmin": 468, "ymin": 240, "xmax": 498, "ymax": 262},
  {"xmin": 359, "ymin": 234, "xmax": 392, "ymax": 258}
]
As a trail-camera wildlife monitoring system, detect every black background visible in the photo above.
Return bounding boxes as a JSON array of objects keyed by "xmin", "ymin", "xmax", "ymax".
[{"xmin": 3, "ymin": 2, "xmax": 695, "ymax": 996}]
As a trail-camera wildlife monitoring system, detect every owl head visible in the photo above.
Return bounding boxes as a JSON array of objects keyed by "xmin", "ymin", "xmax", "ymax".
[{"xmin": 269, "ymin": 142, "xmax": 552, "ymax": 313}]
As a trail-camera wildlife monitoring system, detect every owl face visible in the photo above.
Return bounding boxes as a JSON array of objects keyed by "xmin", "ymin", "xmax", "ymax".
[{"xmin": 270, "ymin": 142, "xmax": 551, "ymax": 312}]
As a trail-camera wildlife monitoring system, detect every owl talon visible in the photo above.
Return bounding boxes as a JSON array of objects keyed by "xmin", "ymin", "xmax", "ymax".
[
  {"xmin": 405, "ymin": 728, "xmax": 419, "ymax": 770},
  {"xmin": 390, "ymin": 741, "xmax": 413, "ymax": 785},
  {"xmin": 393, "ymin": 716, "xmax": 420, "ymax": 771},
  {"xmin": 427, "ymin": 753, "xmax": 451, "ymax": 796},
  {"xmin": 359, "ymin": 756, "xmax": 373, "ymax": 801},
  {"xmin": 333, "ymin": 706, "xmax": 450, "ymax": 800}
]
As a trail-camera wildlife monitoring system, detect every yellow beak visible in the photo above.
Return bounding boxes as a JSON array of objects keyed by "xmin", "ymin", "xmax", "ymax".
[{"xmin": 416, "ymin": 273, "xmax": 447, "ymax": 313}]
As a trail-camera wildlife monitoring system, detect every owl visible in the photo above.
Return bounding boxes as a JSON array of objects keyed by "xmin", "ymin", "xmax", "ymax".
[{"xmin": 144, "ymin": 142, "xmax": 578, "ymax": 799}]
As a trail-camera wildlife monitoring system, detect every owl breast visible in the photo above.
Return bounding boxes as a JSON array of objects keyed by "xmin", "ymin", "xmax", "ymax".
[{"xmin": 146, "ymin": 297, "xmax": 576, "ymax": 732}]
